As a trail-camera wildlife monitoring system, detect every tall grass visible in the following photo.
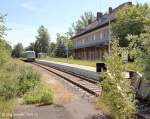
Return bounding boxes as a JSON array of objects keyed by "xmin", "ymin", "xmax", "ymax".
[
  {"xmin": 0, "ymin": 59, "xmax": 44, "ymax": 118},
  {"xmin": 24, "ymin": 85, "xmax": 53, "ymax": 105}
]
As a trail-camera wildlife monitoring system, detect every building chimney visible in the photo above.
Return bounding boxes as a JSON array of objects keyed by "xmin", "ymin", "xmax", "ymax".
[
  {"xmin": 109, "ymin": 7, "xmax": 113, "ymax": 14},
  {"xmin": 88, "ymin": 19, "xmax": 92, "ymax": 25},
  {"xmin": 128, "ymin": 2, "xmax": 132, "ymax": 5},
  {"xmin": 97, "ymin": 12, "xmax": 103, "ymax": 21}
]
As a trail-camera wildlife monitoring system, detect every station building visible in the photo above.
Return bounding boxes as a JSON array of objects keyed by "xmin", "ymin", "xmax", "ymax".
[{"xmin": 72, "ymin": 2, "xmax": 132, "ymax": 60}]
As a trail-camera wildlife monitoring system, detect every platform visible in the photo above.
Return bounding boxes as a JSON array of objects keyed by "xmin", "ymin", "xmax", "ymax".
[{"xmin": 36, "ymin": 60, "xmax": 100, "ymax": 80}]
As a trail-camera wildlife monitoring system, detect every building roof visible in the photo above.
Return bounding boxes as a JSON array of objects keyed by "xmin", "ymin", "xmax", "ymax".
[{"xmin": 72, "ymin": 2, "xmax": 132, "ymax": 39}]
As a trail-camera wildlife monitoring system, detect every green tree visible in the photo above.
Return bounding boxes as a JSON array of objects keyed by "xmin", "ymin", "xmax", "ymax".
[
  {"xmin": 67, "ymin": 28, "xmax": 74, "ymax": 38},
  {"xmin": 35, "ymin": 25, "xmax": 50, "ymax": 55},
  {"xmin": 0, "ymin": 14, "xmax": 10, "ymax": 65},
  {"xmin": 55, "ymin": 33, "xmax": 66, "ymax": 57},
  {"xmin": 54, "ymin": 33, "xmax": 74, "ymax": 58},
  {"xmin": 0, "ymin": 40, "xmax": 10, "ymax": 65},
  {"xmin": 127, "ymin": 30, "xmax": 150, "ymax": 80},
  {"xmin": 48, "ymin": 42, "xmax": 56, "ymax": 57},
  {"xmin": 64, "ymin": 32, "xmax": 74, "ymax": 57},
  {"xmin": 100, "ymin": 40, "xmax": 135, "ymax": 119},
  {"xmin": 112, "ymin": 3, "xmax": 150, "ymax": 47},
  {"xmin": 25, "ymin": 42, "xmax": 35, "ymax": 51},
  {"xmin": 12, "ymin": 43, "xmax": 23, "ymax": 58},
  {"xmin": 0, "ymin": 14, "xmax": 7, "ymax": 40},
  {"xmin": 72, "ymin": 12, "xmax": 95, "ymax": 34}
]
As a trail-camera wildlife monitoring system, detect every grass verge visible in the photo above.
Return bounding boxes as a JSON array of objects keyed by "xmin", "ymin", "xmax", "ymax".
[
  {"xmin": 0, "ymin": 59, "xmax": 53, "ymax": 118},
  {"xmin": 40, "ymin": 57, "xmax": 103, "ymax": 67}
]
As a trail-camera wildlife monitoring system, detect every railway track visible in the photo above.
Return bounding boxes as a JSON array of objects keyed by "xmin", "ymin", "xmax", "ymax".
[
  {"xmin": 31, "ymin": 62, "xmax": 101, "ymax": 97},
  {"xmin": 30, "ymin": 62, "xmax": 150, "ymax": 119}
]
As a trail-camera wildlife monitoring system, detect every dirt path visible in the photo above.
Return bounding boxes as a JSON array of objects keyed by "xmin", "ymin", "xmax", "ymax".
[{"xmin": 14, "ymin": 64, "xmax": 106, "ymax": 119}]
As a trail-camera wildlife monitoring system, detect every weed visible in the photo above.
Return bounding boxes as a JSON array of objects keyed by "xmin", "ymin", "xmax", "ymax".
[{"xmin": 24, "ymin": 85, "xmax": 53, "ymax": 105}]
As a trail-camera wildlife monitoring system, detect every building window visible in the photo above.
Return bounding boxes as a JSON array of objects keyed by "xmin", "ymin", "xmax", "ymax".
[
  {"xmin": 90, "ymin": 35, "xmax": 92, "ymax": 41},
  {"xmin": 100, "ymin": 33, "xmax": 102, "ymax": 40},
  {"xmin": 93, "ymin": 34, "xmax": 96, "ymax": 40},
  {"xmin": 103, "ymin": 32, "xmax": 105, "ymax": 38},
  {"xmin": 82, "ymin": 39, "xmax": 85, "ymax": 44}
]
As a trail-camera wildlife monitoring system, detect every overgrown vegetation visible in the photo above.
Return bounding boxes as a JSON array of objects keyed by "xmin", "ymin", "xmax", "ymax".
[
  {"xmin": 100, "ymin": 40, "xmax": 135, "ymax": 119},
  {"xmin": 0, "ymin": 40, "xmax": 10, "ymax": 65},
  {"xmin": 24, "ymin": 85, "xmax": 53, "ymax": 104},
  {"xmin": 99, "ymin": 3, "xmax": 150, "ymax": 119},
  {"xmin": 0, "ymin": 14, "xmax": 54, "ymax": 119},
  {"xmin": 0, "ymin": 60, "xmax": 42, "ymax": 118},
  {"xmin": 0, "ymin": 59, "xmax": 54, "ymax": 118},
  {"xmin": 112, "ymin": 3, "xmax": 150, "ymax": 47},
  {"xmin": 127, "ymin": 31, "xmax": 150, "ymax": 80},
  {"xmin": 116, "ymin": 3, "xmax": 150, "ymax": 80},
  {"xmin": 17, "ymin": 65, "xmax": 41, "ymax": 96}
]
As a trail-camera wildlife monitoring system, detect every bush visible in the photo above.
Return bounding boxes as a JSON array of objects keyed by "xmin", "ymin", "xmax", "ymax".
[
  {"xmin": 18, "ymin": 66, "xmax": 41, "ymax": 96},
  {"xmin": 40, "ymin": 87, "xmax": 53, "ymax": 104},
  {"xmin": 99, "ymin": 40, "xmax": 135, "ymax": 119},
  {"xmin": 0, "ymin": 64, "xmax": 19, "ymax": 100},
  {"xmin": 24, "ymin": 85, "xmax": 53, "ymax": 105},
  {"xmin": 0, "ymin": 98, "xmax": 16, "ymax": 115},
  {"xmin": 0, "ymin": 40, "xmax": 10, "ymax": 66}
]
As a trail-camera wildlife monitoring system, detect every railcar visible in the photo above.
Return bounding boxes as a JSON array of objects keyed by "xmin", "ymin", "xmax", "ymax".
[{"xmin": 22, "ymin": 51, "xmax": 36, "ymax": 62}]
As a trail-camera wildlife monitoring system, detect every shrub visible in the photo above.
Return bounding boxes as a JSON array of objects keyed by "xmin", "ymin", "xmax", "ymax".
[
  {"xmin": 0, "ymin": 39, "xmax": 10, "ymax": 66},
  {"xmin": 23, "ymin": 90, "xmax": 41, "ymax": 104},
  {"xmin": 0, "ymin": 98, "xmax": 16, "ymax": 119},
  {"xmin": 24, "ymin": 85, "xmax": 53, "ymax": 105},
  {"xmin": 40, "ymin": 87, "xmax": 53, "ymax": 104},
  {"xmin": 0, "ymin": 61, "xmax": 41, "ymax": 99},
  {"xmin": 0, "ymin": 66, "xmax": 19, "ymax": 100},
  {"xmin": 18, "ymin": 66, "xmax": 41, "ymax": 95},
  {"xmin": 99, "ymin": 40, "xmax": 135, "ymax": 119}
]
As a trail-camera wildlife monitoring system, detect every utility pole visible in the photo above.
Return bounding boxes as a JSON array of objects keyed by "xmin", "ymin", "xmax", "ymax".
[
  {"xmin": 108, "ymin": 12, "xmax": 111, "ymax": 55},
  {"xmin": 108, "ymin": 0, "xmax": 112, "ymax": 55},
  {"xmin": 67, "ymin": 41, "xmax": 69, "ymax": 63},
  {"xmin": 65, "ymin": 32, "xmax": 69, "ymax": 63}
]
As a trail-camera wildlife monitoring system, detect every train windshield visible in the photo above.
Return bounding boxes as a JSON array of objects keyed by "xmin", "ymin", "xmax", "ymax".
[{"xmin": 26, "ymin": 51, "xmax": 35, "ymax": 58}]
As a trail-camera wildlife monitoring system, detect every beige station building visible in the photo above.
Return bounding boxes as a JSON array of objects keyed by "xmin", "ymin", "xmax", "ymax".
[{"xmin": 72, "ymin": 2, "xmax": 132, "ymax": 60}]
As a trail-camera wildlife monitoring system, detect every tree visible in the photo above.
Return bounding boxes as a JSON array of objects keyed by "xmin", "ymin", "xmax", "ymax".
[
  {"xmin": 0, "ymin": 40, "xmax": 10, "ymax": 65},
  {"xmin": 48, "ymin": 42, "xmax": 56, "ymax": 57},
  {"xmin": 54, "ymin": 33, "xmax": 74, "ymax": 58},
  {"xmin": 64, "ymin": 32, "xmax": 74, "ymax": 57},
  {"xmin": 0, "ymin": 14, "xmax": 7, "ymax": 40},
  {"xmin": 0, "ymin": 14, "xmax": 10, "ymax": 65},
  {"xmin": 127, "ymin": 30, "xmax": 150, "ymax": 80},
  {"xmin": 25, "ymin": 42, "xmax": 35, "ymax": 51},
  {"xmin": 67, "ymin": 28, "xmax": 74, "ymax": 38},
  {"xmin": 122, "ymin": 4, "xmax": 150, "ymax": 80},
  {"xmin": 100, "ymin": 39, "xmax": 135, "ymax": 119},
  {"xmin": 112, "ymin": 3, "xmax": 150, "ymax": 47},
  {"xmin": 72, "ymin": 12, "xmax": 95, "ymax": 34},
  {"xmin": 12, "ymin": 43, "xmax": 23, "ymax": 58},
  {"xmin": 54, "ymin": 33, "xmax": 66, "ymax": 57},
  {"xmin": 35, "ymin": 25, "xmax": 50, "ymax": 55}
]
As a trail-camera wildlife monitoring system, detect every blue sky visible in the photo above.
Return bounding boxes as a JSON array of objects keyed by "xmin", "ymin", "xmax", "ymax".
[{"xmin": 0, "ymin": 0, "xmax": 149, "ymax": 47}]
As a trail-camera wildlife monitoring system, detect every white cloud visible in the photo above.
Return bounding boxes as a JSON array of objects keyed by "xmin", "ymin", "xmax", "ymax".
[{"xmin": 21, "ymin": 3, "xmax": 36, "ymax": 11}]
